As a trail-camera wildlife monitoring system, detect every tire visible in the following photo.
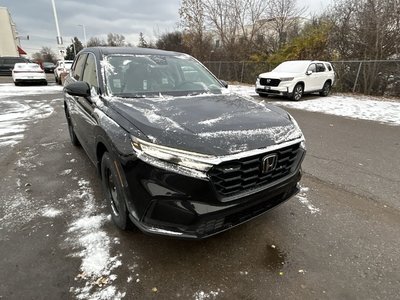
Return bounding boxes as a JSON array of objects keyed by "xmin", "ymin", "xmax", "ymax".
[
  {"xmin": 65, "ymin": 109, "xmax": 80, "ymax": 146},
  {"xmin": 291, "ymin": 83, "xmax": 303, "ymax": 101},
  {"xmin": 101, "ymin": 152, "xmax": 130, "ymax": 230},
  {"xmin": 319, "ymin": 81, "xmax": 331, "ymax": 96},
  {"xmin": 257, "ymin": 93, "xmax": 268, "ymax": 98},
  {"xmin": 14, "ymin": 81, "xmax": 19, "ymax": 86}
]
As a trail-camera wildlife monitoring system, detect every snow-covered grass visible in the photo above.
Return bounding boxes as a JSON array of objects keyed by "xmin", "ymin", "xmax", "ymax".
[{"xmin": 229, "ymin": 85, "xmax": 400, "ymax": 126}]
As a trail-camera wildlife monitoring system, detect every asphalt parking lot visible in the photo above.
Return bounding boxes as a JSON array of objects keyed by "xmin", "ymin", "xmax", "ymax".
[{"xmin": 0, "ymin": 75, "xmax": 399, "ymax": 299}]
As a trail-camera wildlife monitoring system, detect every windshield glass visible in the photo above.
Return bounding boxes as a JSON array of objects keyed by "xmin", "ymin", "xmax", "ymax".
[
  {"xmin": 104, "ymin": 54, "xmax": 224, "ymax": 97},
  {"xmin": 273, "ymin": 61, "xmax": 310, "ymax": 73}
]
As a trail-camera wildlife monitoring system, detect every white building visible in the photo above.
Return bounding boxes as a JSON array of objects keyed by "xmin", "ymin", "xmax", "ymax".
[{"xmin": 0, "ymin": 7, "xmax": 25, "ymax": 57}]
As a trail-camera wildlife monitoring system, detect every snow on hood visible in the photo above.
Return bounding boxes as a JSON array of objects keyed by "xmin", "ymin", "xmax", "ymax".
[{"xmin": 108, "ymin": 93, "xmax": 302, "ymax": 155}]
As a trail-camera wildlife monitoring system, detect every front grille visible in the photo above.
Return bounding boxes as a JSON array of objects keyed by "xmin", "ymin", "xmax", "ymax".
[
  {"xmin": 208, "ymin": 143, "xmax": 300, "ymax": 198},
  {"xmin": 260, "ymin": 78, "xmax": 281, "ymax": 87}
]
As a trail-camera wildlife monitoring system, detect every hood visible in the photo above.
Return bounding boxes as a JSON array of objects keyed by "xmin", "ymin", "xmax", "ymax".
[
  {"xmin": 259, "ymin": 71, "xmax": 301, "ymax": 79},
  {"xmin": 108, "ymin": 93, "xmax": 302, "ymax": 156}
]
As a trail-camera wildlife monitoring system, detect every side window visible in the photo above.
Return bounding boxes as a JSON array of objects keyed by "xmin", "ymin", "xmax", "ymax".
[
  {"xmin": 317, "ymin": 63, "xmax": 326, "ymax": 72},
  {"xmin": 82, "ymin": 54, "xmax": 99, "ymax": 90},
  {"xmin": 72, "ymin": 54, "xmax": 87, "ymax": 80},
  {"xmin": 307, "ymin": 64, "xmax": 316, "ymax": 73},
  {"xmin": 325, "ymin": 63, "xmax": 332, "ymax": 71}
]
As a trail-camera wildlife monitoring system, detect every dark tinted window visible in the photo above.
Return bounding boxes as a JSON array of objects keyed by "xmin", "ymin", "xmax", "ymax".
[
  {"xmin": 316, "ymin": 63, "xmax": 326, "ymax": 72},
  {"xmin": 82, "ymin": 54, "xmax": 98, "ymax": 89},
  {"xmin": 307, "ymin": 64, "xmax": 316, "ymax": 73},
  {"xmin": 72, "ymin": 54, "xmax": 87, "ymax": 80},
  {"xmin": 325, "ymin": 63, "xmax": 332, "ymax": 71}
]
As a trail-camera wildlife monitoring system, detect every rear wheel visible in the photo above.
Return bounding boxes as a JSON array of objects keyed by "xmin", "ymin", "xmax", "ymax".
[
  {"xmin": 319, "ymin": 81, "xmax": 331, "ymax": 96},
  {"xmin": 101, "ymin": 152, "xmax": 130, "ymax": 230},
  {"xmin": 291, "ymin": 83, "xmax": 303, "ymax": 101}
]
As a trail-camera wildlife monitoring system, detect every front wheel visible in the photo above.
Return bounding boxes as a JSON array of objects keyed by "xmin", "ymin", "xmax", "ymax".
[
  {"xmin": 65, "ymin": 110, "xmax": 80, "ymax": 147},
  {"xmin": 101, "ymin": 152, "xmax": 130, "ymax": 230},
  {"xmin": 319, "ymin": 81, "xmax": 331, "ymax": 96},
  {"xmin": 291, "ymin": 83, "xmax": 303, "ymax": 101}
]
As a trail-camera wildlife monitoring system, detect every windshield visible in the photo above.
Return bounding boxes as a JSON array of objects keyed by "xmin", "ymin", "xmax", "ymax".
[
  {"xmin": 273, "ymin": 61, "xmax": 310, "ymax": 73},
  {"xmin": 104, "ymin": 54, "xmax": 224, "ymax": 97}
]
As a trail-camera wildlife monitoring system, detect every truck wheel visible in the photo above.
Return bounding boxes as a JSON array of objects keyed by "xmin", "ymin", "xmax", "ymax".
[
  {"xmin": 319, "ymin": 81, "xmax": 331, "ymax": 96},
  {"xmin": 291, "ymin": 84, "xmax": 303, "ymax": 101}
]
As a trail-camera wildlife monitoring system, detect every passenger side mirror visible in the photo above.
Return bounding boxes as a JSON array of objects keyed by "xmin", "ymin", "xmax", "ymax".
[
  {"xmin": 306, "ymin": 70, "xmax": 313, "ymax": 76},
  {"xmin": 64, "ymin": 81, "xmax": 91, "ymax": 97}
]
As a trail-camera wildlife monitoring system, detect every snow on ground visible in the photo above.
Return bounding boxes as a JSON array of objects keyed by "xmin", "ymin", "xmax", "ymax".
[
  {"xmin": 296, "ymin": 186, "xmax": 320, "ymax": 214},
  {"xmin": 0, "ymin": 83, "xmax": 62, "ymax": 98},
  {"xmin": 65, "ymin": 179, "xmax": 125, "ymax": 300},
  {"xmin": 229, "ymin": 85, "xmax": 400, "ymax": 126},
  {"xmin": 0, "ymin": 84, "xmax": 62, "ymax": 148}
]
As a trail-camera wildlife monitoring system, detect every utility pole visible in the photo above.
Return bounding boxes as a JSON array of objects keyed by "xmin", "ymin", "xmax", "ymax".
[
  {"xmin": 78, "ymin": 24, "xmax": 87, "ymax": 48},
  {"xmin": 50, "ymin": 0, "xmax": 65, "ymax": 60}
]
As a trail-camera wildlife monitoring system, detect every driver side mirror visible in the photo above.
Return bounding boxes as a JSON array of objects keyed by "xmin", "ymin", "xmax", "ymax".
[
  {"xmin": 64, "ymin": 81, "xmax": 91, "ymax": 97},
  {"xmin": 220, "ymin": 80, "xmax": 228, "ymax": 88},
  {"xmin": 306, "ymin": 70, "xmax": 313, "ymax": 76}
]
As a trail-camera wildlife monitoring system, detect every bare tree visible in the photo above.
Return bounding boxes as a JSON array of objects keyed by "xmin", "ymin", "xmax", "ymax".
[
  {"xmin": 107, "ymin": 33, "xmax": 126, "ymax": 47},
  {"xmin": 266, "ymin": 0, "xmax": 306, "ymax": 50},
  {"xmin": 87, "ymin": 37, "xmax": 107, "ymax": 47}
]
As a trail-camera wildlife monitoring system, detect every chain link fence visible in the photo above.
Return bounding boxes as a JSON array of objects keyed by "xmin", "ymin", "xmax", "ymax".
[{"xmin": 203, "ymin": 60, "xmax": 400, "ymax": 97}]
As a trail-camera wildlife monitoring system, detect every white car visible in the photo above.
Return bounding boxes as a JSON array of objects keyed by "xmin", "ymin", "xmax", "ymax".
[
  {"xmin": 12, "ymin": 63, "xmax": 47, "ymax": 86},
  {"xmin": 54, "ymin": 60, "xmax": 73, "ymax": 84},
  {"xmin": 256, "ymin": 60, "xmax": 335, "ymax": 101}
]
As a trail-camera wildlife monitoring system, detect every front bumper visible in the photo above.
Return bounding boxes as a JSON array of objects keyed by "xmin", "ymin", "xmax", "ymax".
[
  {"xmin": 255, "ymin": 82, "xmax": 294, "ymax": 96},
  {"xmin": 121, "ymin": 145, "xmax": 306, "ymax": 239}
]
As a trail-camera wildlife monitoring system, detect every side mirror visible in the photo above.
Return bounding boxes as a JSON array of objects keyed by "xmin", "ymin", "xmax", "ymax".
[
  {"xmin": 306, "ymin": 70, "xmax": 313, "ymax": 76},
  {"xmin": 64, "ymin": 81, "xmax": 91, "ymax": 97},
  {"xmin": 220, "ymin": 80, "xmax": 228, "ymax": 88}
]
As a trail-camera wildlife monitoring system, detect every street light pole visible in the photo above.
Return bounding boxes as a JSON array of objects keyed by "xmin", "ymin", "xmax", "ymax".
[
  {"xmin": 78, "ymin": 24, "xmax": 87, "ymax": 48},
  {"xmin": 50, "ymin": 0, "xmax": 63, "ymax": 45}
]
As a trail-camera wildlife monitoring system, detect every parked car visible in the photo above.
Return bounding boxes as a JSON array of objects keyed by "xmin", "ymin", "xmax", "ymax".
[
  {"xmin": 43, "ymin": 62, "xmax": 56, "ymax": 73},
  {"xmin": 54, "ymin": 60, "xmax": 73, "ymax": 84},
  {"xmin": 0, "ymin": 56, "xmax": 30, "ymax": 76},
  {"xmin": 63, "ymin": 47, "xmax": 306, "ymax": 239},
  {"xmin": 256, "ymin": 60, "xmax": 335, "ymax": 101},
  {"xmin": 12, "ymin": 62, "xmax": 47, "ymax": 86}
]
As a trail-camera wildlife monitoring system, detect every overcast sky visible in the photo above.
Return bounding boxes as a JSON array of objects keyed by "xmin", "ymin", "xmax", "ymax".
[{"xmin": 0, "ymin": 0, "xmax": 331, "ymax": 57}]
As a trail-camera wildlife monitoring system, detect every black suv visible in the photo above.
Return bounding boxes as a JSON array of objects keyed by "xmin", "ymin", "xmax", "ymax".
[
  {"xmin": 63, "ymin": 47, "xmax": 306, "ymax": 239},
  {"xmin": 0, "ymin": 56, "xmax": 30, "ymax": 75}
]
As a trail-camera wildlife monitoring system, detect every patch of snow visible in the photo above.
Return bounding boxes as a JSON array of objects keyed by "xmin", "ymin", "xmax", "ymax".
[
  {"xmin": 66, "ymin": 179, "xmax": 125, "ymax": 300},
  {"xmin": 60, "ymin": 169, "xmax": 72, "ymax": 176},
  {"xmin": 0, "ymin": 99, "xmax": 55, "ymax": 148},
  {"xmin": 230, "ymin": 85, "xmax": 400, "ymax": 126},
  {"xmin": 42, "ymin": 207, "xmax": 62, "ymax": 218},
  {"xmin": 0, "ymin": 83, "xmax": 62, "ymax": 98},
  {"xmin": 193, "ymin": 289, "xmax": 223, "ymax": 300},
  {"xmin": 296, "ymin": 186, "xmax": 320, "ymax": 214}
]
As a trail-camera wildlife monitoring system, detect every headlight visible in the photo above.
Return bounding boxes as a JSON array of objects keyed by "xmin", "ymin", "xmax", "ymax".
[
  {"xmin": 287, "ymin": 113, "xmax": 306, "ymax": 148},
  {"xmin": 131, "ymin": 136, "xmax": 213, "ymax": 172},
  {"xmin": 256, "ymin": 77, "xmax": 260, "ymax": 84},
  {"xmin": 280, "ymin": 77, "xmax": 294, "ymax": 81}
]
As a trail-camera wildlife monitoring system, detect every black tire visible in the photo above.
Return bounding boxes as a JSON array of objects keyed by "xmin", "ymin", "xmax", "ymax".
[
  {"xmin": 42, "ymin": 81, "xmax": 48, "ymax": 86},
  {"xmin": 319, "ymin": 81, "xmax": 331, "ymax": 96},
  {"xmin": 291, "ymin": 83, "xmax": 303, "ymax": 101},
  {"xmin": 257, "ymin": 93, "xmax": 268, "ymax": 98},
  {"xmin": 14, "ymin": 81, "xmax": 19, "ymax": 86},
  {"xmin": 65, "ymin": 109, "xmax": 80, "ymax": 146},
  {"xmin": 101, "ymin": 152, "xmax": 130, "ymax": 230}
]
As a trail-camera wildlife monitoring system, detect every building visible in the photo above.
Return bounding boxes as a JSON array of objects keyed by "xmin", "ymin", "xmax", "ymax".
[{"xmin": 0, "ymin": 7, "xmax": 26, "ymax": 57}]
